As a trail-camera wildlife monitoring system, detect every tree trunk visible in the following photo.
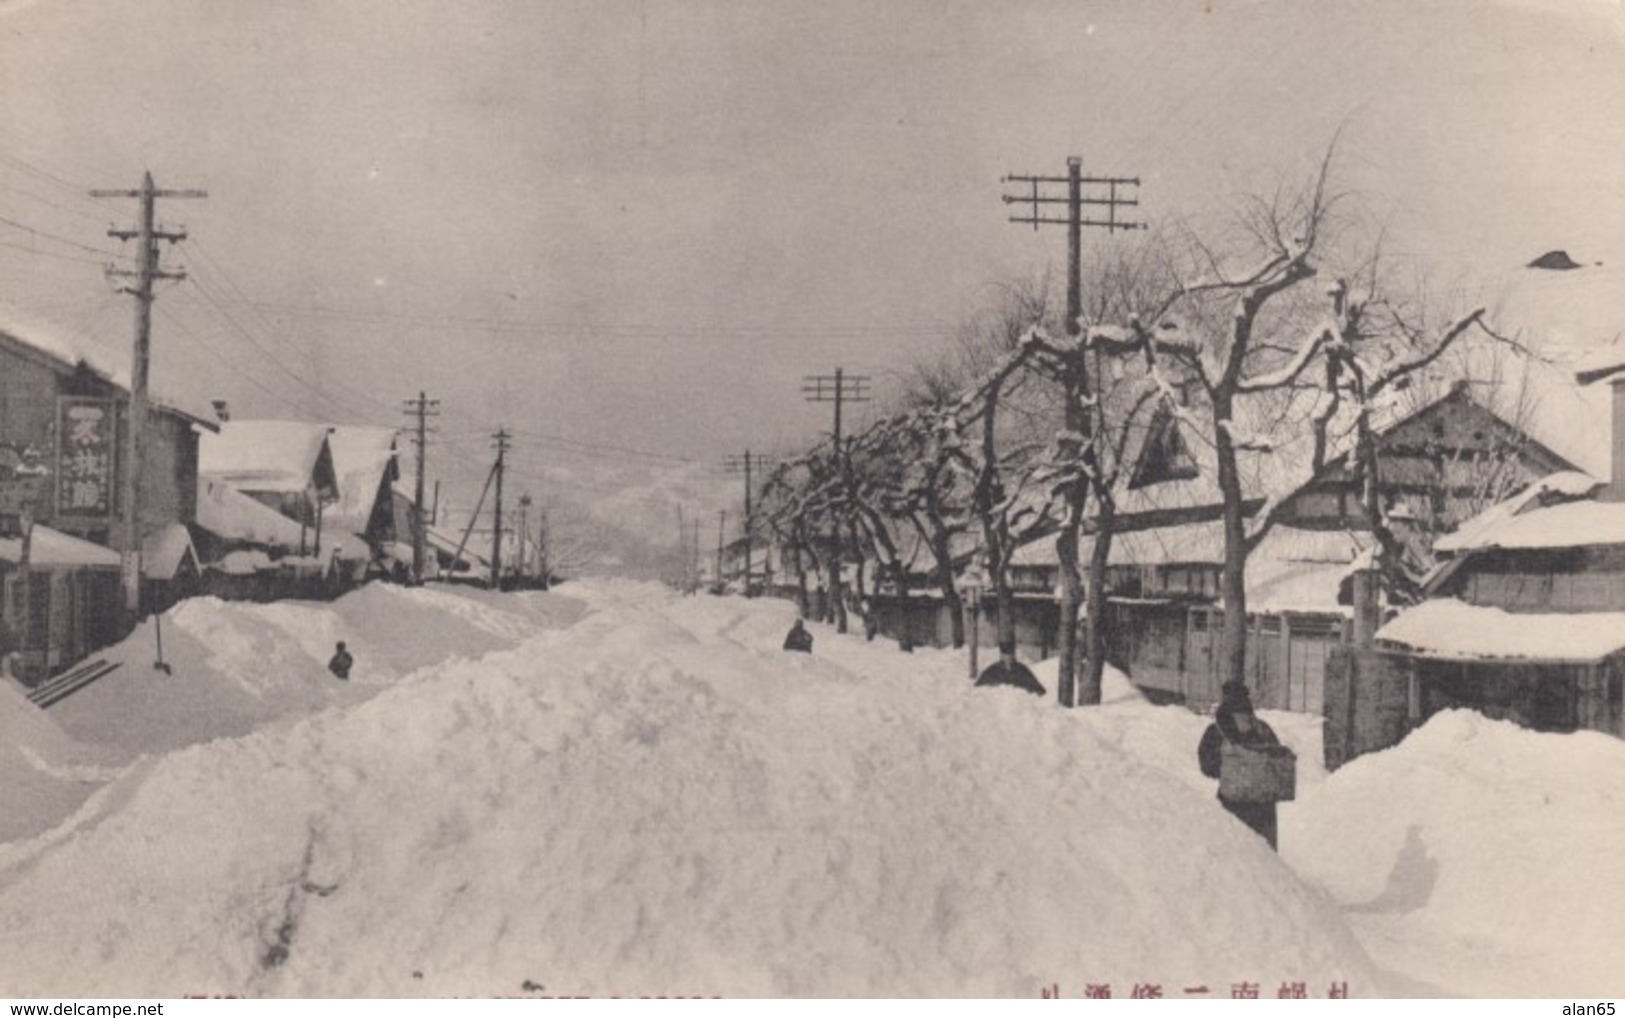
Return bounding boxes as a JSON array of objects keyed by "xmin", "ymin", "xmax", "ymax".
[
  {"xmin": 991, "ymin": 529, "xmax": 1016, "ymax": 654},
  {"xmin": 1215, "ymin": 396, "xmax": 1250, "ymax": 688},
  {"xmin": 1055, "ymin": 521, "xmax": 1081, "ymax": 706},
  {"xmin": 791, "ymin": 528, "xmax": 811, "ymax": 618},
  {"xmin": 935, "ymin": 538, "xmax": 966, "ymax": 648},
  {"xmin": 1080, "ymin": 496, "xmax": 1115, "ymax": 705},
  {"xmin": 828, "ymin": 531, "xmax": 847, "ymax": 632}
]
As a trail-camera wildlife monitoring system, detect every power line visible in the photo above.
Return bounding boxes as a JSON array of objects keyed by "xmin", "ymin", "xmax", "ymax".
[
  {"xmin": 0, "ymin": 148, "xmax": 117, "ymax": 213},
  {"xmin": 178, "ymin": 241, "xmax": 404, "ymax": 424},
  {"xmin": 0, "ymin": 239, "xmax": 116, "ymax": 266},
  {"xmin": 152, "ymin": 303, "xmax": 315, "ymax": 415},
  {"xmin": 173, "ymin": 275, "xmax": 395, "ymax": 426},
  {"xmin": 205, "ymin": 296, "xmax": 950, "ymax": 340},
  {"xmin": 0, "ymin": 212, "xmax": 130, "ymax": 261},
  {"xmin": 0, "ymin": 179, "xmax": 116, "ymax": 226}
]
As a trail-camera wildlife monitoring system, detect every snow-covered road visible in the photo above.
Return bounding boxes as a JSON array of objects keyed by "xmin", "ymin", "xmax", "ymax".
[{"xmin": 1, "ymin": 581, "xmax": 1619, "ymax": 997}]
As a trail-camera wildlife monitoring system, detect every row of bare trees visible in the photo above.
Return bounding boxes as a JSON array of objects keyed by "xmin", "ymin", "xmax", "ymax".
[{"xmin": 750, "ymin": 149, "xmax": 1530, "ymax": 707}]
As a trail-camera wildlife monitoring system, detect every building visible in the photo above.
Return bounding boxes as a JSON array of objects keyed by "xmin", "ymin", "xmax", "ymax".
[
  {"xmin": 198, "ymin": 419, "xmax": 339, "ymax": 556},
  {"xmin": 325, "ymin": 426, "xmax": 403, "ymax": 579},
  {"xmin": 1367, "ymin": 354, "xmax": 1625, "ymax": 739},
  {"xmin": 1, "ymin": 320, "xmax": 216, "ymax": 679},
  {"xmin": 1006, "ymin": 383, "xmax": 1582, "ymax": 712}
]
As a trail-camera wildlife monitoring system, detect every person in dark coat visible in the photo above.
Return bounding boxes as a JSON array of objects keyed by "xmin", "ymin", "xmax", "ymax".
[
  {"xmin": 974, "ymin": 641, "xmax": 1046, "ymax": 696},
  {"xmin": 328, "ymin": 641, "xmax": 354, "ymax": 680},
  {"xmin": 783, "ymin": 618, "xmax": 813, "ymax": 653},
  {"xmin": 1199, "ymin": 681, "xmax": 1284, "ymax": 849}
]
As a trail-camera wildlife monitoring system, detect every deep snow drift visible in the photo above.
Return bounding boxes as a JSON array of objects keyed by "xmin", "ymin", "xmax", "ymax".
[{"xmin": 0, "ymin": 581, "xmax": 1617, "ymax": 997}]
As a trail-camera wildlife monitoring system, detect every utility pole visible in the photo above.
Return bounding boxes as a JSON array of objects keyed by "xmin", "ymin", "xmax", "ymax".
[
  {"xmin": 517, "ymin": 493, "xmax": 531, "ymax": 582},
  {"xmin": 803, "ymin": 368, "xmax": 869, "ymax": 632},
  {"xmin": 714, "ymin": 510, "xmax": 726, "ymax": 593},
  {"xmin": 92, "ymin": 173, "xmax": 205, "ymax": 617},
  {"xmin": 402, "ymin": 392, "xmax": 440, "ymax": 583},
  {"xmin": 535, "ymin": 504, "xmax": 551, "ymax": 588},
  {"xmin": 1002, "ymin": 156, "xmax": 1142, "ymax": 707},
  {"xmin": 723, "ymin": 451, "xmax": 774, "ymax": 596},
  {"xmin": 490, "ymin": 427, "xmax": 510, "ymax": 588},
  {"xmin": 692, "ymin": 519, "xmax": 701, "ymax": 594},
  {"xmin": 675, "ymin": 505, "xmax": 687, "ymax": 592}
]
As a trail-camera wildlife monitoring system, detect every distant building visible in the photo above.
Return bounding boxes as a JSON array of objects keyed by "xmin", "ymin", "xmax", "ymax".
[{"xmin": 198, "ymin": 419, "xmax": 339, "ymax": 556}]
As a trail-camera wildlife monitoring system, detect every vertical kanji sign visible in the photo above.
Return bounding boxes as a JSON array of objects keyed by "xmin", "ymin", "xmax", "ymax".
[{"xmin": 55, "ymin": 397, "xmax": 116, "ymax": 522}]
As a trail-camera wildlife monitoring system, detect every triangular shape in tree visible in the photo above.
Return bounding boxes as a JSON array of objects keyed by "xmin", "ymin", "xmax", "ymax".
[{"xmin": 1129, "ymin": 406, "xmax": 1200, "ymax": 490}]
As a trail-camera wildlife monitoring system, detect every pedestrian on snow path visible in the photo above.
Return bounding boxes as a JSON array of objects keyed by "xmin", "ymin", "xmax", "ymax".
[
  {"xmin": 974, "ymin": 642, "xmax": 1045, "ymax": 696},
  {"xmin": 328, "ymin": 641, "xmax": 354, "ymax": 680},
  {"xmin": 783, "ymin": 618, "xmax": 814, "ymax": 653},
  {"xmin": 1199, "ymin": 681, "xmax": 1294, "ymax": 850}
]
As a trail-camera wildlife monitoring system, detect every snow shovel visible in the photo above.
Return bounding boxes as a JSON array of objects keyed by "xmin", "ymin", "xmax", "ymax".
[{"xmin": 154, "ymin": 613, "xmax": 172, "ymax": 676}]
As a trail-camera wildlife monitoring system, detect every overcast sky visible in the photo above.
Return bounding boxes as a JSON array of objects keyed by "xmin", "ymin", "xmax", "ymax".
[{"xmin": 2, "ymin": 0, "xmax": 1622, "ymax": 518}]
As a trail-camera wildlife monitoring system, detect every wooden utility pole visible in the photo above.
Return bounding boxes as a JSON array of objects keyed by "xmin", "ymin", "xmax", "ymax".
[
  {"xmin": 1002, "ymin": 156, "xmax": 1142, "ymax": 707},
  {"xmin": 714, "ymin": 509, "xmax": 726, "ymax": 592},
  {"xmin": 517, "ymin": 493, "xmax": 531, "ymax": 581},
  {"xmin": 490, "ymin": 428, "xmax": 510, "ymax": 588},
  {"xmin": 92, "ymin": 173, "xmax": 205, "ymax": 616},
  {"xmin": 451, "ymin": 466, "xmax": 495, "ymax": 580},
  {"xmin": 723, "ymin": 451, "xmax": 774, "ymax": 596},
  {"xmin": 403, "ymin": 392, "xmax": 440, "ymax": 583},
  {"xmin": 802, "ymin": 368, "xmax": 869, "ymax": 631}
]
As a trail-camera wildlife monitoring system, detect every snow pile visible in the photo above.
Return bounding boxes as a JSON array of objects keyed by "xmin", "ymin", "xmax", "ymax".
[
  {"xmin": 48, "ymin": 584, "xmax": 587, "ymax": 763},
  {"xmin": 0, "ymin": 683, "xmax": 124, "ymax": 843},
  {"xmin": 1284, "ymin": 710, "xmax": 1625, "ymax": 996},
  {"xmin": 0, "ymin": 581, "xmax": 1380, "ymax": 997}
]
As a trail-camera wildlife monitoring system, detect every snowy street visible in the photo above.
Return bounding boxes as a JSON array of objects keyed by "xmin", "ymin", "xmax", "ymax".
[{"xmin": 2, "ymin": 583, "xmax": 1618, "ymax": 998}]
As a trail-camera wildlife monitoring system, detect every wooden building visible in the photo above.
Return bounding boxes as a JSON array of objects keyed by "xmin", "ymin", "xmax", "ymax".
[
  {"xmin": 1, "ymin": 322, "xmax": 216, "ymax": 680},
  {"xmin": 198, "ymin": 419, "xmax": 339, "ymax": 556},
  {"xmin": 1366, "ymin": 356, "xmax": 1625, "ymax": 741},
  {"xmin": 1372, "ymin": 470, "xmax": 1625, "ymax": 738},
  {"xmin": 1004, "ymin": 384, "xmax": 1581, "ymax": 713}
]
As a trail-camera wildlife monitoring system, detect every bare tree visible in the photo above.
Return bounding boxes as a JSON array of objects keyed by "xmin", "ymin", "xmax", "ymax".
[{"xmin": 1105, "ymin": 147, "xmax": 1515, "ymax": 685}]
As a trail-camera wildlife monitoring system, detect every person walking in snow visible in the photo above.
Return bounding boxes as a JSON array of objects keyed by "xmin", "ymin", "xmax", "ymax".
[
  {"xmin": 783, "ymin": 618, "xmax": 813, "ymax": 653},
  {"xmin": 974, "ymin": 641, "xmax": 1045, "ymax": 696},
  {"xmin": 328, "ymin": 641, "xmax": 354, "ymax": 680},
  {"xmin": 1199, "ymin": 681, "xmax": 1291, "ymax": 850}
]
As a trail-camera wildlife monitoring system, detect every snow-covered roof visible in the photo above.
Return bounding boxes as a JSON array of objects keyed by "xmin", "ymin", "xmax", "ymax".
[
  {"xmin": 213, "ymin": 549, "xmax": 276, "ymax": 576},
  {"xmin": 1013, "ymin": 522, "xmax": 1368, "ymax": 613},
  {"xmin": 0, "ymin": 525, "xmax": 122, "ymax": 569},
  {"xmin": 1015, "ymin": 520, "xmax": 1366, "ymax": 571},
  {"xmin": 195, "ymin": 477, "xmax": 307, "ymax": 550},
  {"xmin": 140, "ymin": 522, "xmax": 197, "ymax": 580},
  {"xmin": 199, "ymin": 420, "xmax": 333, "ymax": 494},
  {"xmin": 326, "ymin": 426, "xmax": 399, "ymax": 536},
  {"xmin": 0, "ymin": 311, "xmax": 218, "ymax": 429},
  {"xmin": 1247, "ymin": 557, "xmax": 1356, "ymax": 615},
  {"xmin": 326, "ymin": 530, "xmax": 371, "ymax": 563},
  {"xmin": 1448, "ymin": 498, "xmax": 1625, "ymax": 551},
  {"xmin": 425, "ymin": 524, "xmax": 488, "ymax": 571},
  {"xmin": 1377, "ymin": 598, "xmax": 1625, "ymax": 663},
  {"xmin": 1435, "ymin": 471, "xmax": 1607, "ymax": 554}
]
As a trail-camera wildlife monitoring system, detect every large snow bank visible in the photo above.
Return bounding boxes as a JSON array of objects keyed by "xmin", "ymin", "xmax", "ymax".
[
  {"xmin": 0, "ymin": 683, "xmax": 123, "ymax": 843},
  {"xmin": 47, "ymin": 583, "xmax": 586, "ymax": 763},
  {"xmin": 0, "ymin": 581, "xmax": 1380, "ymax": 997},
  {"xmin": 1284, "ymin": 710, "xmax": 1625, "ymax": 996}
]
